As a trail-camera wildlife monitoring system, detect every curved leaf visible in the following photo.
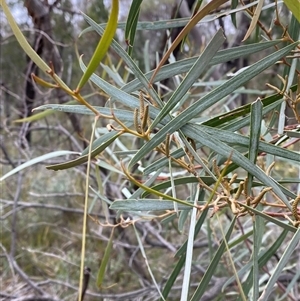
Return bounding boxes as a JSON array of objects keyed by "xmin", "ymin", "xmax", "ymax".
[
  {"xmin": 284, "ymin": 0, "xmax": 300, "ymax": 22},
  {"xmin": 77, "ymin": 0, "xmax": 119, "ymax": 90},
  {"xmin": 0, "ymin": 151, "xmax": 79, "ymax": 182},
  {"xmin": 0, "ymin": 0, "xmax": 72, "ymax": 93},
  {"xmin": 46, "ymin": 132, "xmax": 121, "ymax": 170}
]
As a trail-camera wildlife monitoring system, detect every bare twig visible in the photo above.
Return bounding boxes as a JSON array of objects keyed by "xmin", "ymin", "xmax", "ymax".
[
  {"xmin": 139, "ymin": 222, "xmax": 177, "ymax": 253},
  {"xmin": 0, "ymin": 139, "xmax": 17, "ymax": 168},
  {"xmin": 0, "ymin": 199, "xmax": 111, "ymax": 220},
  {"xmin": 10, "ymin": 255, "xmax": 49, "ymax": 296},
  {"xmin": 10, "ymin": 163, "xmax": 23, "ymax": 258}
]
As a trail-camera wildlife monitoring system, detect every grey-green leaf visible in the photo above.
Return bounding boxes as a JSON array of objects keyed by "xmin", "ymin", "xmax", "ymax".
[{"xmin": 129, "ymin": 43, "xmax": 297, "ymax": 170}]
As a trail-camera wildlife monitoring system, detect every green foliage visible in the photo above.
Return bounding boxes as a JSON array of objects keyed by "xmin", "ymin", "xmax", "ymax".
[
  {"xmin": 283, "ymin": 0, "xmax": 300, "ymax": 22},
  {"xmin": 1, "ymin": 0, "xmax": 300, "ymax": 300},
  {"xmin": 77, "ymin": 0, "xmax": 119, "ymax": 90}
]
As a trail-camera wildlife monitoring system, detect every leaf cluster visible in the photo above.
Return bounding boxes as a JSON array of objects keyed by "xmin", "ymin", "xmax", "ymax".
[{"xmin": 1, "ymin": 0, "xmax": 300, "ymax": 300}]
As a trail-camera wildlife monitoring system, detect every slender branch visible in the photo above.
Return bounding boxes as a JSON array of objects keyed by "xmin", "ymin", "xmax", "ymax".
[
  {"xmin": 10, "ymin": 162, "xmax": 23, "ymax": 258},
  {"xmin": 0, "ymin": 199, "xmax": 111, "ymax": 219},
  {"xmin": 10, "ymin": 255, "xmax": 48, "ymax": 296}
]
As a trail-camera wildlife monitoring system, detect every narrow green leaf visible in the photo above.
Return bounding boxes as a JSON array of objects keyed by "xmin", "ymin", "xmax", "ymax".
[
  {"xmin": 81, "ymin": 0, "xmax": 278, "ymax": 33},
  {"xmin": 0, "ymin": 151, "xmax": 79, "ymax": 182},
  {"xmin": 100, "ymin": 63, "xmax": 124, "ymax": 87},
  {"xmin": 278, "ymin": 269, "xmax": 300, "ymax": 301},
  {"xmin": 35, "ymin": 104, "xmax": 135, "ymax": 123},
  {"xmin": 191, "ymin": 125, "xmax": 299, "ymax": 162},
  {"xmin": 127, "ymin": 11, "xmax": 139, "ymax": 56},
  {"xmin": 220, "ymin": 99, "xmax": 282, "ymax": 132},
  {"xmin": 81, "ymin": 131, "xmax": 121, "ymax": 156},
  {"xmin": 205, "ymin": 84, "xmax": 297, "ymax": 128},
  {"xmin": 228, "ymin": 230, "xmax": 253, "ymax": 249},
  {"xmin": 46, "ymin": 132, "xmax": 121, "ymax": 170},
  {"xmin": 257, "ymin": 229, "xmax": 290, "ymax": 264},
  {"xmin": 124, "ymin": 0, "xmax": 142, "ymax": 38},
  {"xmin": 129, "ymin": 43, "xmax": 297, "ymax": 170},
  {"xmin": 230, "ymin": 0, "xmax": 238, "ymax": 27},
  {"xmin": 16, "ymin": 108, "xmax": 63, "ymax": 122},
  {"xmin": 247, "ymin": 98, "xmax": 263, "ymax": 195},
  {"xmin": 96, "ymin": 228, "xmax": 114, "ymax": 287},
  {"xmin": 252, "ymin": 207, "xmax": 265, "ymax": 300},
  {"xmin": 80, "ymin": 13, "xmax": 282, "ymax": 105},
  {"xmin": 178, "ymin": 210, "xmax": 190, "ymax": 233},
  {"xmin": 125, "ymin": 40, "xmax": 282, "ymax": 93},
  {"xmin": 81, "ymin": 12, "xmax": 163, "ymax": 108},
  {"xmin": 0, "ymin": 0, "xmax": 70, "ymax": 91},
  {"xmin": 288, "ymin": 14, "xmax": 300, "ymax": 41},
  {"xmin": 150, "ymin": 29, "xmax": 225, "ymax": 129},
  {"xmin": 161, "ymin": 213, "xmax": 177, "ymax": 225},
  {"xmin": 125, "ymin": 0, "xmax": 142, "ymax": 56},
  {"xmin": 15, "ymin": 100, "xmax": 78, "ymax": 122},
  {"xmin": 182, "ymin": 125, "xmax": 291, "ymax": 208},
  {"xmin": 77, "ymin": 0, "xmax": 119, "ymax": 90},
  {"xmin": 109, "ymin": 199, "xmax": 193, "ymax": 211},
  {"xmin": 145, "ymin": 121, "xmax": 299, "ymax": 176},
  {"xmin": 95, "ymin": 160, "xmax": 124, "ymax": 175},
  {"xmin": 168, "ymin": 159, "xmax": 178, "ymax": 213},
  {"xmin": 129, "ymin": 168, "xmax": 164, "ymax": 200},
  {"xmin": 160, "ymin": 255, "xmax": 186, "ymax": 301},
  {"xmin": 229, "ymin": 229, "xmax": 289, "ymax": 299},
  {"xmin": 283, "ymin": 0, "xmax": 300, "ymax": 22},
  {"xmin": 150, "ymin": 0, "xmax": 229, "ymax": 83},
  {"xmin": 160, "ymin": 208, "xmax": 209, "ymax": 301},
  {"xmin": 190, "ymin": 217, "xmax": 236, "ymax": 301},
  {"xmin": 258, "ymin": 228, "xmax": 300, "ymax": 301},
  {"xmin": 142, "ymin": 176, "xmax": 263, "ymax": 198},
  {"xmin": 78, "ymin": 58, "xmax": 166, "ymax": 123},
  {"xmin": 1, "ymin": 0, "xmax": 49, "ymax": 72}
]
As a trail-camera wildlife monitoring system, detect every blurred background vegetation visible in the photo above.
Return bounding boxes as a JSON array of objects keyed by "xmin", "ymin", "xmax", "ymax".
[{"xmin": 1, "ymin": 0, "xmax": 299, "ymax": 300}]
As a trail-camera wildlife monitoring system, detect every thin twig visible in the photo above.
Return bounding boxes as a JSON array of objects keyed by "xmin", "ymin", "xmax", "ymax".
[
  {"xmin": 10, "ymin": 255, "xmax": 48, "ymax": 296},
  {"xmin": 10, "ymin": 161, "xmax": 23, "ymax": 258}
]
